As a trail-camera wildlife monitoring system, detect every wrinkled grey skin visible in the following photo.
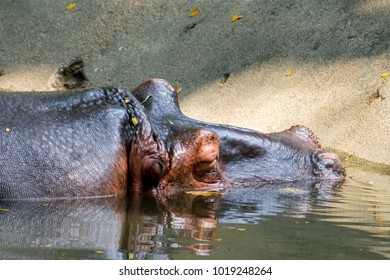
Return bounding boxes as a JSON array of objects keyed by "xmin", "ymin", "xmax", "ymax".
[
  {"xmin": 0, "ymin": 79, "xmax": 344, "ymax": 200},
  {"xmin": 0, "ymin": 88, "xmax": 162, "ymax": 199}
]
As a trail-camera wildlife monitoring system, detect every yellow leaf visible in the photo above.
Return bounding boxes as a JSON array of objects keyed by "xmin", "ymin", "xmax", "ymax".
[
  {"xmin": 190, "ymin": 7, "xmax": 199, "ymax": 17},
  {"xmin": 286, "ymin": 70, "xmax": 294, "ymax": 76},
  {"xmin": 131, "ymin": 117, "xmax": 138, "ymax": 126},
  {"xmin": 96, "ymin": 250, "xmax": 105, "ymax": 254},
  {"xmin": 124, "ymin": 99, "xmax": 130, "ymax": 104},
  {"xmin": 237, "ymin": 228, "xmax": 246, "ymax": 231},
  {"xmin": 381, "ymin": 73, "xmax": 388, "ymax": 78},
  {"xmin": 5, "ymin": 127, "xmax": 11, "ymax": 132},
  {"xmin": 66, "ymin": 3, "xmax": 76, "ymax": 11},
  {"xmin": 185, "ymin": 191, "xmax": 221, "ymax": 197},
  {"xmin": 176, "ymin": 87, "xmax": 182, "ymax": 94},
  {"xmin": 326, "ymin": 185, "xmax": 333, "ymax": 189},
  {"xmin": 0, "ymin": 208, "xmax": 10, "ymax": 212},
  {"xmin": 231, "ymin": 15, "xmax": 242, "ymax": 23}
]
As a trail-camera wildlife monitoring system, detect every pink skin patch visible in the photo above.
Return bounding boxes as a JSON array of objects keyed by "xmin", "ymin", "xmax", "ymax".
[{"xmin": 320, "ymin": 152, "xmax": 338, "ymax": 160}]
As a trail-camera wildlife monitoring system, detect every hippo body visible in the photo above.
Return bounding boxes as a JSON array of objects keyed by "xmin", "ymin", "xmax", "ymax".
[
  {"xmin": 0, "ymin": 79, "xmax": 345, "ymax": 199},
  {"xmin": 0, "ymin": 88, "xmax": 165, "ymax": 199}
]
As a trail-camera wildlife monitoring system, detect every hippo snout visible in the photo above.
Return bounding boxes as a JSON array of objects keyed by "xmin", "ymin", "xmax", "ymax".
[{"xmin": 312, "ymin": 152, "xmax": 346, "ymax": 181}]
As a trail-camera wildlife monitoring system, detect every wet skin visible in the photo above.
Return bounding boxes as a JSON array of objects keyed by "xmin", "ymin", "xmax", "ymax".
[
  {"xmin": 132, "ymin": 79, "xmax": 345, "ymax": 193},
  {"xmin": 0, "ymin": 88, "xmax": 166, "ymax": 199},
  {"xmin": 0, "ymin": 79, "xmax": 345, "ymax": 199}
]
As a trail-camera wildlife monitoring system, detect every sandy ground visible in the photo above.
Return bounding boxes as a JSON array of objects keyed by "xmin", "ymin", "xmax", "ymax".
[{"xmin": 0, "ymin": 0, "xmax": 389, "ymax": 166}]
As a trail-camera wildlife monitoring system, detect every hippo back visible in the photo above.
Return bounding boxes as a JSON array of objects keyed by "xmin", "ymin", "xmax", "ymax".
[{"xmin": 0, "ymin": 90, "xmax": 131, "ymax": 199}]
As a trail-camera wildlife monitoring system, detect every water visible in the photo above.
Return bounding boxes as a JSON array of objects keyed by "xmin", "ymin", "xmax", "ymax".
[{"xmin": 0, "ymin": 167, "xmax": 389, "ymax": 260}]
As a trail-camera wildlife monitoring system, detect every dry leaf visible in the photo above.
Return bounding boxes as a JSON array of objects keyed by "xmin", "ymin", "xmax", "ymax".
[
  {"xmin": 66, "ymin": 3, "xmax": 76, "ymax": 11},
  {"xmin": 286, "ymin": 70, "xmax": 294, "ymax": 76},
  {"xmin": 131, "ymin": 117, "xmax": 138, "ymax": 126},
  {"xmin": 190, "ymin": 7, "xmax": 199, "ymax": 17},
  {"xmin": 176, "ymin": 87, "xmax": 182, "ymax": 94},
  {"xmin": 367, "ymin": 90, "xmax": 385, "ymax": 105},
  {"xmin": 0, "ymin": 208, "xmax": 10, "ymax": 212},
  {"xmin": 221, "ymin": 73, "xmax": 230, "ymax": 83},
  {"xmin": 231, "ymin": 15, "xmax": 242, "ymax": 22},
  {"xmin": 185, "ymin": 191, "xmax": 222, "ymax": 196}
]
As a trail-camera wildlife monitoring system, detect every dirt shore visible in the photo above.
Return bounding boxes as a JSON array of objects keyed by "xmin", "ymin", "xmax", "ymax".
[{"xmin": 0, "ymin": 0, "xmax": 389, "ymax": 165}]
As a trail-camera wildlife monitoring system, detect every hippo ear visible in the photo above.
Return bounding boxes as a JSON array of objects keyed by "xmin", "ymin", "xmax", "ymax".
[
  {"xmin": 141, "ymin": 157, "xmax": 165, "ymax": 189},
  {"xmin": 192, "ymin": 130, "xmax": 221, "ymax": 183},
  {"xmin": 271, "ymin": 125, "xmax": 322, "ymax": 150}
]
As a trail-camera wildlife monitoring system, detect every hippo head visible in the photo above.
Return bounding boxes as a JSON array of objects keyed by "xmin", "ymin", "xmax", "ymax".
[{"xmin": 130, "ymin": 79, "xmax": 345, "ymax": 195}]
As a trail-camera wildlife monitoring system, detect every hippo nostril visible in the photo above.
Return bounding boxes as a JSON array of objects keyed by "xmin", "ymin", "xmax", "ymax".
[
  {"xmin": 311, "ymin": 151, "xmax": 346, "ymax": 180},
  {"xmin": 322, "ymin": 158, "xmax": 335, "ymax": 169}
]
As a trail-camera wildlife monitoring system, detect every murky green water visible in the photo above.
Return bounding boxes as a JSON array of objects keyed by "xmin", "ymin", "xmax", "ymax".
[{"xmin": 1, "ymin": 167, "xmax": 389, "ymax": 260}]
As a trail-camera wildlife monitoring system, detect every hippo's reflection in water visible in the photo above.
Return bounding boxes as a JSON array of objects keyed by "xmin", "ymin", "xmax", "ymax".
[{"xmin": 0, "ymin": 180, "xmax": 340, "ymax": 259}]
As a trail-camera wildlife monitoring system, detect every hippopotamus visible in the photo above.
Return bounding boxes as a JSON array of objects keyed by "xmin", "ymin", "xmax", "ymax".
[{"xmin": 0, "ymin": 79, "xmax": 345, "ymax": 199}]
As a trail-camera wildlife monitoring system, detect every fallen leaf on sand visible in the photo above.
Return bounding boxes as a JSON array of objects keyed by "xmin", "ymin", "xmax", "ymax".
[
  {"xmin": 286, "ymin": 70, "xmax": 294, "ymax": 76},
  {"xmin": 66, "ymin": 3, "xmax": 76, "ymax": 11},
  {"xmin": 190, "ymin": 7, "xmax": 199, "ymax": 17},
  {"xmin": 231, "ymin": 15, "xmax": 242, "ymax": 22}
]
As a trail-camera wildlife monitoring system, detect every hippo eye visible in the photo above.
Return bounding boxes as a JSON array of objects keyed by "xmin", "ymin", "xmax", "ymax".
[
  {"xmin": 194, "ymin": 160, "xmax": 217, "ymax": 174},
  {"xmin": 193, "ymin": 159, "xmax": 220, "ymax": 183}
]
